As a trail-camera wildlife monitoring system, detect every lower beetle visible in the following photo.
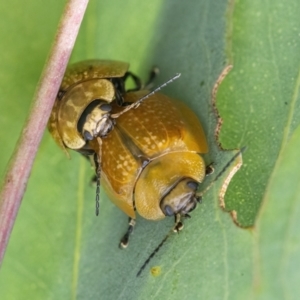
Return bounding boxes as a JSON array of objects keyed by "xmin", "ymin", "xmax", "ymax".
[{"xmin": 48, "ymin": 59, "xmax": 208, "ymax": 258}]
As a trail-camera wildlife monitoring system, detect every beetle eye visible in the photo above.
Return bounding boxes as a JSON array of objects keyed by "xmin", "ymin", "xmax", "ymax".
[
  {"xmin": 160, "ymin": 178, "xmax": 200, "ymax": 217},
  {"xmin": 187, "ymin": 181, "xmax": 198, "ymax": 191},
  {"xmin": 164, "ymin": 205, "xmax": 174, "ymax": 216},
  {"xmin": 100, "ymin": 103, "xmax": 112, "ymax": 112},
  {"xmin": 83, "ymin": 130, "xmax": 93, "ymax": 141}
]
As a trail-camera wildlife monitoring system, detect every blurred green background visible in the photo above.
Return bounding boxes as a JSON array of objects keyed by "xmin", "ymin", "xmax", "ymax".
[{"xmin": 1, "ymin": 0, "xmax": 300, "ymax": 299}]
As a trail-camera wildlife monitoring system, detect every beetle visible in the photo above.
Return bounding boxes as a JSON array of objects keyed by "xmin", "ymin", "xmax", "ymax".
[
  {"xmin": 48, "ymin": 60, "xmax": 141, "ymax": 154},
  {"xmin": 48, "ymin": 59, "xmax": 208, "ymax": 249}
]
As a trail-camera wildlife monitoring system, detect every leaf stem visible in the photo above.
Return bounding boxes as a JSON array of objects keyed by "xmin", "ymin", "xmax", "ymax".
[{"xmin": 0, "ymin": 0, "xmax": 89, "ymax": 266}]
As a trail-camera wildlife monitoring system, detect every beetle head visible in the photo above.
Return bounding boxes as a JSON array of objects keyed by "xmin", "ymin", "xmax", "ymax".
[
  {"xmin": 77, "ymin": 100, "xmax": 115, "ymax": 141},
  {"xmin": 160, "ymin": 178, "xmax": 201, "ymax": 217}
]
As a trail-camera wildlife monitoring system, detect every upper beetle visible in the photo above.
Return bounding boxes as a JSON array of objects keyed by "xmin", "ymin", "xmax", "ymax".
[
  {"xmin": 48, "ymin": 60, "xmax": 141, "ymax": 154},
  {"xmin": 48, "ymin": 59, "xmax": 208, "ymax": 248}
]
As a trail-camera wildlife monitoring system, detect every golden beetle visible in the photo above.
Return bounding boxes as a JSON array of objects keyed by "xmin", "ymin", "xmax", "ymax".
[{"xmin": 48, "ymin": 60, "xmax": 208, "ymax": 248}]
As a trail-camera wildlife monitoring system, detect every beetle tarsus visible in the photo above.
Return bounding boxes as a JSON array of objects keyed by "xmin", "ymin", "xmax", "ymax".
[
  {"xmin": 174, "ymin": 222, "xmax": 184, "ymax": 233},
  {"xmin": 196, "ymin": 196, "xmax": 203, "ymax": 204},
  {"xmin": 199, "ymin": 147, "xmax": 247, "ymax": 197},
  {"xmin": 119, "ymin": 218, "xmax": 136, "ymax": 249},
  {"xmin": 205, "ymin": 163, "xmax": 214, "ymax": 176},
  {"xmin": 173, "ymin": 214, "xmax": 184, "ymax": 232},
  {"xmin": 144, "ymin": 66, "xmax": 160, "ymax": 90}
]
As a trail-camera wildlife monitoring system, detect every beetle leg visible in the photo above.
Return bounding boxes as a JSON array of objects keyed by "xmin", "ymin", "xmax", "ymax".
[
  {"xmin": 119, "ymin": 218, "xmax": 136, "ymax": 249},
  {"xmin": 124, "ymin": 67, "xmax": 160, "ymax": 92},
  {"xmin": 124, "ymin": 71, "xmax": 142, "ymax": 92},
  {"xmin": 196, "ymin": 195, "xmax": 203, "ymax": 204},
  {"xmin": 110, "ymin": 77, "xmax": 127, "ymax": 106},
  {"xmin": 111, "ymin": 73, "xmax": 181, "ymax": 119},
  {"xmin": 115, "ymin": 89, "xmax": 133, "ymax": 107},
  {"xmin": 205, "ymin": 163, "xmax": 214, "ymax": 176},
  {"xmin": 173, "ymin": 213, "xmax": 184, "ymax": 233},
  {"xmin": 198, "ymin": 147, "xmax": 247, "ymax": 198},
  {"xmin": 144, "ymin": 66, "xmax": 160, "ymax": 90},
  {"xmin": 113, "ymin": 72, "xmax": 142, "ymax": 106},
  {"xmin": 114, "ymin": 89, "xmax": 126, "ymax": 106}
]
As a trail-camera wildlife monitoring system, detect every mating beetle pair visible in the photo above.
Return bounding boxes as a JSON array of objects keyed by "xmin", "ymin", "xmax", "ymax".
[{"xmin": 48, "ymin": 59, "xmax": 209, "ymax": 251}]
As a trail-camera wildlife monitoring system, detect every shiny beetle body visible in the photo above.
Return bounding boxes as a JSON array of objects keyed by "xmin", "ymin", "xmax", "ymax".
[
  {"xmin": 49, "ymin": 59, "xmax": 208, "ymax": 223},
  {"xmin": 98, "ymin": 91, "xmax": 208, "ymax": 220}
]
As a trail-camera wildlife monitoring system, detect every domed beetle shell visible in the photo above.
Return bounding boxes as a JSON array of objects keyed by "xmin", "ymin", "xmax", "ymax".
[{"xmin": 89, "ymin": 90, "xmax": 208, "ymax": 220}]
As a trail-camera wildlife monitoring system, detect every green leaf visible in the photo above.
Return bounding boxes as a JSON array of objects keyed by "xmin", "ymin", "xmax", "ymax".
[
  {"xmin": 218, "ymin": 0, "xmax": 300, "ymax": 226},
  {"xmin": 1, "ymin": 0, "xmax": 300, "ymax": 299},
  {"xmin": 253, "ymin": 124, "xmax": 300, "ymax": 298}
]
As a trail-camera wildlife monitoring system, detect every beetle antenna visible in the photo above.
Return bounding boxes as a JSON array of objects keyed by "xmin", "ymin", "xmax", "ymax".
[
  {"xmin": 200, "ymin": 146, "xmax": 247, "ymax": 196},
  {"xmin": 136, "ymin": 213, "xmax": 182, "ymax": 277},
  {"xmin": 95, "ymin": 167, "xmax": 100, "ymax": 216},
  {"xmin": 111, "ymin": 73, "xmax": 181, "ymax": 119},
  {"xmin": 136, "ymin": 147, "xmax": 246, "ymax": 276},
  {"xmin": 95, "ymin": 137, "xmax": 103, "ymax": 216}
]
